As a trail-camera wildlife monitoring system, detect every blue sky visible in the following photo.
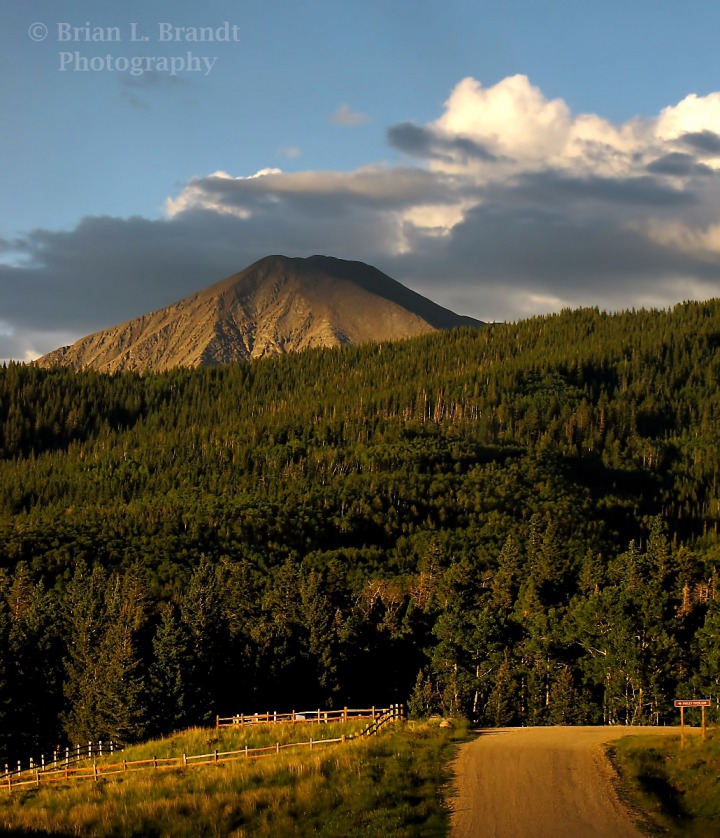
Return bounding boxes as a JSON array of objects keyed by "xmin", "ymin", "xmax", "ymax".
[{"xmin": 3, "ymin": 0, "xmax": 720, "ymax": 360}]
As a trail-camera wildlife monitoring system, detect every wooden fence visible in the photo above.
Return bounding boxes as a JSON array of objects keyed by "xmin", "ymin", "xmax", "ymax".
[
  {"xmin": 3, "ymin": 740, "xmax": 121, "ymax": 782},
  {"xmin": 216, "ymin": 705, "xmax": 392, "ymax": 728},
  {"xmin": 1, "ymin": 704, "xmax": 404, "ymax": 793}
]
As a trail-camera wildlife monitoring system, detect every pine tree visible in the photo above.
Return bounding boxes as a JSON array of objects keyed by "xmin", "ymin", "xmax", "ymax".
[
  {"xmin": 486, "ymin": 655, "xmax": 518, "ymax": 727},
  {"xmin": 149, "ymin": 602, "xmax": 191, "ymax": 735},
  {"xmin": 62, "ymin": 563, "xmax": 108, "ymax": 743},
  {"xmin": 0, "ymin": 580, "xmax": 11, "ymax": 761},
  {"xmin": 181, "ymin": 557, "xmax": 229, "ymax": 723},
  {"xmin": 95, "ymin": 571, "xmax": 148, "ymax": 743},
  {"xmin": 63, "ymin": 565, "xmax": 149, "ymax": 744},
  {"xmin": 7, "ymin": 564, "xmax": 64, "ymax": 753}
]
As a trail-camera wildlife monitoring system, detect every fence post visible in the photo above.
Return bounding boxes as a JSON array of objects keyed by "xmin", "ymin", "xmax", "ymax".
[
  {"xmin": 317, "ymin": 708, "xmax": 321, "ymax": 722},
  {"xmin": 292, "ymin": 710, "xmax": 296, "ymax": 722},
  {"xmin": 274, "ymin": 710, "xmax": 277, "ymax": 722},
  {"xmin": 276, "ymin": 742, "xmax": 280, "ymax": 754},
  {"xmin": 41, "ymin": 754, "xmax": 45, "ymax": 772},
  {"xmin": 245, "ymin": 745, "xmax": 248, "ymax": 758},
  {"xmin": 110, "ymin": 741, "xmax": 114, "ymax": 754},
  {"xmin": 17, "ymin": 761, "xmax": 20, "ymax": 775},
  {"xmin": 65, "ymin": 747, "xmax": 69, "ymax": 766},
  {"xmin": 214, "ymin": 750, "xmax": 218, "ymax": 764},
  {"xmin": 123, "ymin": 760, "xmax": 127, "ymax": 772},
  {"xmin": 344, "ymin": 706, "xmax": 348, "ymax": 722},
  {"xmin": 182, "ymin": 753, "xmax": 187, "ymax": 767},
  {"xmin": 310, "ymin": 738, "xmax": 313, "ymax": 750},
  {"xmin": 99, "ymin": 741, "xmax": 103, "ymax": 756},
  {"xmin": 372, "ymin": 706, "xmax": 376, "ymax": 721},
  {"xmin": 35, "ymin": 770, "xmax": 40, "ymax": 788},
  {"xmin": 7, "ymin": 774, "xmax": 10, "ymax": 793},
  {"xmin": 216, "ymin": 715, "xmax": 220, "ymax": 731},
  {"xmin": 93, "ymin": 763, "xmax": 98, "ymax": 782},
  {"xmin": 30, "ymin": 757, "xmax": 34, "ymax": 771},
  {"xmin": 241, "ymin": 713, "xmax": 244, "ymax": 726},
  {"xmin": 342, "ymin": 734, "xmax": 346, "ymax": 744},
  {"xmin": 88, "ymin": 741, "xmax": 92, "ymax": 758}
]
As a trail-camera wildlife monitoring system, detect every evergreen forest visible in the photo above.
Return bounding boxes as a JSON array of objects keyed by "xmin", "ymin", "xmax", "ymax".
[{"xmin": 1, "ymin": 300, "xmax": 720, "ymax": 763}]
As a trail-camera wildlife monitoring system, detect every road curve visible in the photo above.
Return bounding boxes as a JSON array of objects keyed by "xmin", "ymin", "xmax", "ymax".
[{"xmin": 450, "ymin": 725, "xmax": 683, "ymax": 838}]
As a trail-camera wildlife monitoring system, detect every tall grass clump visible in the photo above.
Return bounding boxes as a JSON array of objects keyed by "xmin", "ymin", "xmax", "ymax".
[
  {"xmin": 0, "ymin": 718, "xmax": 467, "ymax": 836},
  {"xmin": 611, "ymin": 728, "xmax": 720, "ymax": 837}
]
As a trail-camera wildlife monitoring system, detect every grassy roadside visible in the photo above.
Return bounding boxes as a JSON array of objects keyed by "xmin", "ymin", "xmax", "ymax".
[
  {"xmin": 609, "ymin": 728, "xmax": 720, "ymax": 837},
  {"xmin": 0, "ymin": 718, "xmax": 468, "ymax": 836}
]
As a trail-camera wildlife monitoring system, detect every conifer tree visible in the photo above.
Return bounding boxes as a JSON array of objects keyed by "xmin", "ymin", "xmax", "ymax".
[
  {"xmin": 62, "ymin": 563, "xmax": 108, "ymax": 743},
  {"xmin": 149, "ymin": 602, "xmax": 192, "ymax": 735},
  {"xmin": 181, "ymin": 556, "xmax": 229, "ymax": 723}
]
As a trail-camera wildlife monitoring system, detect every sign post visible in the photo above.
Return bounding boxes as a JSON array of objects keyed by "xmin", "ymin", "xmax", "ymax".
[{"xmin": 674, "ymin": 699, "xmax": 711, "ymax": 748}]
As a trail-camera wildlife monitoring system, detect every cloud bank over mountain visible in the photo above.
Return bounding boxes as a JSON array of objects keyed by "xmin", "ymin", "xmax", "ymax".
[{"xmin": 3, "ymin": 74, "xmax": 720, "ymax": 360}]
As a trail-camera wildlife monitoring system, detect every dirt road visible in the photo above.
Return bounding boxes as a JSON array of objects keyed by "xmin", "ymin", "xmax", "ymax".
[{"xmin": 450, "ymin": 725, "xmax": 683, "ymax": 838}]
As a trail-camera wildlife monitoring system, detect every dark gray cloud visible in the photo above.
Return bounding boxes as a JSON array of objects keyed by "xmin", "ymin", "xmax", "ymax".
[
  {"xmin": 646, "ymin": 152, "xmax": 715, "ymax": 177},
  {"xmin": 179, "ymin": 167, "xmax": 464, "ymax": 214},
  {"xmin": 680, "ymin": 130, "xmax": 720, "ymax": 155},
  {"xmin": 385, "ymin": 201, "xmax": 720, "ymax": 325},
  {"xmin": 387, "ymin": 122, "xmax": 500, "ymax": 163},
  {"xmin": 3, "ymin": 148, "xmax": 720, "ymax": 360},
  {"xmin": 0, "ymin": 197, "xmax": 406, "ymax": 355},
  {"xmin": 120, "ymin": 71, "xmax": 187, "ymax": 90},
  {"xmin": 512, "ymin": 171, "xmax": 697, "ymax": 207},
  {"xmin": 119, "ymin": 70, "xmax": 189, "ymax": 109}
]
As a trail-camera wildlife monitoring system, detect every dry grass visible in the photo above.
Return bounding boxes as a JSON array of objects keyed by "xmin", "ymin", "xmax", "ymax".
[{"xmin": 0, "ymin": 719, "xmax": 466, "ymax": 836}]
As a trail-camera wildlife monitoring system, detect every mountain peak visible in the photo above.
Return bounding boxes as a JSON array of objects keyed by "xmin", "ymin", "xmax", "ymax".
[{"xmin": 36, "ymin": 255, "xmax": 483, "ymax": 373}]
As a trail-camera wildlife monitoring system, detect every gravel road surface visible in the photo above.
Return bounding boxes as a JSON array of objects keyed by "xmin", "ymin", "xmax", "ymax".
[{"xmin": 450, "ymin": 725, "xmax": 684, "ymax": 838}]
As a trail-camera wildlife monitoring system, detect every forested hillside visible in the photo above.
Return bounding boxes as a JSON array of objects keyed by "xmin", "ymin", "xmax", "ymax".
[{"xmin": 1, "ymin": 300, "xmax": 720, "ymax": 762}]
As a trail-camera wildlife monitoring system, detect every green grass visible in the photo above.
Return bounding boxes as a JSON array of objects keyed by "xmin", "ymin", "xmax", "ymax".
[
  {"xmin": 0, "ymin": 718, "xmax": 468, "ymax": 836},
  {"xmin": 106, "ymin": 719, "xmax": 369, "ymax": 762},
  {"xmin": 611, "ymin": 728, "xmax": 720, "ymax": 837}
]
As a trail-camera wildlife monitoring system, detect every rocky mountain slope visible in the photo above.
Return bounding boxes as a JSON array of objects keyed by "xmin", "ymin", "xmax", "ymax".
[{"xmin": 36, "ymin": 255, "xmax": 482, "ymax": 373}]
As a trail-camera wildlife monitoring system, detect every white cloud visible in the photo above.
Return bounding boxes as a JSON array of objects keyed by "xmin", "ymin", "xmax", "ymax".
[
  {"xmin": 330, "ymin": 104, "xmax": 370, "ymax": 125},
  {"xmin": 657, "ymin": 92, "xmax": 720, "ymax": 141},
  {"xmin": 638, "ymin": 220, "xmax": 720, "ymax": 261},
  {"xmin": 428, "ymin": 75, "xmax": 720, "ymax": 180},
  {"xmin": 165, "ymin": 168, "xmax": 282, "ymax": 217},
  {"xmin": 4, "ymin": 74, "xmax": 720, "ymax": 360},
  {"xmin": 402, "ymin": 201, "xmax": 474, "ymax": 234},
  {"xmin": 433, "ymin": 75, "xmax": 573, "ymax": 164}
]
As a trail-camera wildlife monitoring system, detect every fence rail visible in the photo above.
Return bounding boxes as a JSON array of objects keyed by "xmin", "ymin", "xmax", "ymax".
[
  {"xmin": 216, "ymin": 705, "xmax": 387, "ymax": 728},
  {"xmin": 2, "ymin": 740, "xmax": 122, "ymax": 782},
  {"xmin": 1, "ymin": 704, "xmax": 403, "ymax": 793}
]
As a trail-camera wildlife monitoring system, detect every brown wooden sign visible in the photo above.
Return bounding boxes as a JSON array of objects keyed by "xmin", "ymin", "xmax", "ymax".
[{"xmin": 675, "ymin": 698, "xmax": 711, "ymax": 747}]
